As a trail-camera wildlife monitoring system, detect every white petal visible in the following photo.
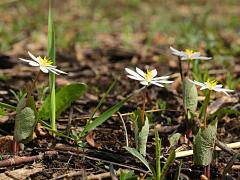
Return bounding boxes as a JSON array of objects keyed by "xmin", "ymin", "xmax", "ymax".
[
  {"xmin": 191, "ymin": 52, "xmax": 201, "ymax": 57},
  {"xmin": 213, "ymin": 88, "xmax": 230, "ymax": 96},
  {"xmin": 215, "ymin": 84, "xmax": 223, "ymax": 88},
  {"xmin": 135, "ymin": 67, "xmax": 145, "ymax": 78},
  {"xmin": 125, "ymin": 68, "xmax": 145, "ymax": 81},
  {"xmin": 192, "ymin": 56, "xmax": 212, "ymax": 60},
  {"xmin": 181, "ymin": 56, "xmax": 190, "ymax": 60},
  {"xmin": 28, "ymin": 51, "xmax": 38, "ymax": 62},
  {"xmin": 152, "ymin": 76, "xmax": 170, "ymax": 80},
  {"xmin": 29, "ymin": 61, "xmax": 40, "ymax": 66},
  {"xmin": 151, "ymin": 69, "xmax": 157, "ymax": 78},
  {"xmin": 214, "ymin": 87, "xmax": 234, "ymax": 92},
  {"xmin": 47, "ymin": 68, "xmax": 60, "ymax": 75},
  {"xmin": 19, "ymin": 58, "xmax": 40, "ymax": 66},
  {"xmin": 153, "ymin": 80, "xmax": 173, "ymax": 84},
  {"xmin": 48, "ymin": 67, "xmax": 67, "ymax": 74},
  {"xmin": 140, "ymin": 81, "xmax": 148, "ymax": 86},
  {"xmin": 40, "ymin": 66, "xmax": 49, "ymax": 73},
  {"xmin": 151, "ymin": 81, "xmax": 164, "ymax": 87},
  {"xmin": 200, "ymin": 86, "xmax": 208, "ymax": 90},
  {"xmin": 19, "ymin": 58, "xmax": 34, "ymax": 63},
  {"xmin": 170, "ymin": 46, "xmax": 186, "ymax": 56},
  {"xmin": 189, "ymin": 80, "xmax": 206, "ymax": 87},
  {"xmin": 127, "ymin": 75, "xmax": 142, "ymax": 81}
]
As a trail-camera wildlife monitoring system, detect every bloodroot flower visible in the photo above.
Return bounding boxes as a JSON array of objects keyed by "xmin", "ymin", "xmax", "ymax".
[
  {"xmin": 125, "ymin": 67, "xmax": 173, "ymax": 87},
  {"xmin": 170, "ymin": 46, "xmax": 212, "ymax": 60},
  {"xmin": 19, "ymin": 51, "xmax": 67, "ymax": 75},
  {"xmin": 190, "ymin": 79, "xmax": 234, "ymax": 96}
]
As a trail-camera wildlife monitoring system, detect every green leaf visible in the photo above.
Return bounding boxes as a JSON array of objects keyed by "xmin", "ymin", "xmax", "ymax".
[
  {"xmin": 193, "ymin": 120, "xmax": 218, "ymax": 166},
  {"xmin": 155, "ymin": 129, "xmax": 161, "ymax": 180},
  {"xmin": 81, "ymin": 95, "xmax": 130, "ymax": 137},
  {"xmin": 168, "ymin": 133, "xmax": 181, "ymax": 148},
  {"xmin": 182, "ymin": 77, "xmax": 198, "ymax": 116},
  {"xmin": 124, "ymin": 146, "xmax": 151, "ymax": 172},
  {"xmin": 137, "ymin": 115, "xmax": 149, "ymax": 156},
  {"xmin": 160, "ymin": 150, "xmax": 176, "ymax": 180},
  {"xmin": 14, "ymin": 96, "xmax": 36, "ymax": 143},
  {"xmin": 39, "ymin": 83, "xmax": 87, "ymax": 120}
]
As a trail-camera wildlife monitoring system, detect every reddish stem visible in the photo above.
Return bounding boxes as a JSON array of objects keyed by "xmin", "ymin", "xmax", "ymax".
[
  {"xmin": 178, "ymin": 56, "xmax": 184, "ymax": 81},
  {"xmin": 140, "ymin": 87, "xmax": 147, "ymax": 126},
  {"xmin": 203, "ymin": 92, "xmax": 210, "ymax": 129},
  {"xmin": 12, "ymin": 137, "xmax": 19, "ymax": 156},
  {"xmin": 27, "ymin": 71, "xmax": 41, "ymax": 102}
]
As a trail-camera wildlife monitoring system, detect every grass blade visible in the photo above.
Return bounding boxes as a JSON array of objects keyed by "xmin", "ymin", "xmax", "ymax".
[
  {"xmin": 90, "ymin": 79, "xmax": 116, "ymax": 120},
  {"xmin": 124, "ymin": 146, "xmax": 151, "ymax": 172},
  {"xmin": 48, "ymin": 0, "xmax": 56, "ymax": 132},
  {"xmin": 0, "ymin": 102, "xmax": 16, "ymax": 111},
  {"xmin": 160, "ymin": 150, "xmax": 175, "ymax": 179},
  {"xmin": 81, "ymin": 87, "xmax": 144, "ymax": 137},
  {"xmin": 155, "ymin": 128, "xmax": 161, "ymax": 180}
]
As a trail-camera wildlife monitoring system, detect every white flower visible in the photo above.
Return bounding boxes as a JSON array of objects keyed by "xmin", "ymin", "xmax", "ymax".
[
  {"xmin": 125, "ymin": 67, "xmax": 173, "ymax": 87},
  {"xmin": 170, "ymin": 46, "xmax": 212, "ymax": 60},
  {"xmin": 19, "ymin": 51, "xmax": 67, "ymax": 75},
  {"xmin": 190, "ymin": 79, "xmax": 234, "ymax": 96}
]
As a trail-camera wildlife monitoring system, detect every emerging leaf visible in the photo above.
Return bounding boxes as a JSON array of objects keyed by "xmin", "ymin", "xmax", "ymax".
[
  {"xmin": 132, "ymin": 109, "xmax": 149, "ymax": 156},
  {"xmin": 168, "ymin": 133, "xmax": 181, "ymax": 147},
  {"xmin": 183, "ymin": 77, "xmax": 198, "ymax": 116},
  {"xmin": 193, "ymin": 120, "xmax": 218, "ymax": 166},
  {"xmin": 14, "ymin": 96, "xmax": 36, "ymax": 143},
  {"xmin": 137, "ymin": 116, "xmax": 149, "ymax": 156}
]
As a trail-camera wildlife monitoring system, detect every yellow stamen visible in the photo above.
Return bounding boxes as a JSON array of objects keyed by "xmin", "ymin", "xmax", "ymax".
[
  {"xmin": 144, "ymin": 70, "xmax": 153, "ymax": 82},
  {"xmin": 206, "ymin": 79, "xmax": 218, "ymax": 90},
  {"xmin": 38, "ymin": 56, "xmax": 53, "ymax": 67},
  {"xmin": 185, "ymin": 49, "xmax": 199, "ymax": 59}
]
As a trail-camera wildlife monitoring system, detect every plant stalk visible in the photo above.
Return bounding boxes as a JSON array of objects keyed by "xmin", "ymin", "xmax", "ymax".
[
  {"xmin": 27, "ymin": 70, "xmax": 41, "ymax": 103},
  {"xmin": 178, "ymin": 56, "xmax": 183, "ymax": 81},
  {"xmin": 203, "ymin": 91, "xmax": 211, "ymax": 178},
  {"xmin": 203, "ymin": 91, "xmax": 210, "ymax": 129},
  {"xmin": 140, "ymin": 86, "xmax": 147, "ymax": 126}
]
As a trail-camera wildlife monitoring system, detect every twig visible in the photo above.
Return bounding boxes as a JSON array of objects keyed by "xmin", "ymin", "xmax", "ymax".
[
  {"xmin": 50, "ymin": 171, "xmax": 84, "ymax": 180},
  {"xmin": 0, "ymin": 151, "xmax": 58, "ymax": 167},
  {"xmin": 215, "ymin": 139, "xmax": 237, "ymax": 155},
  {"xmin": 117, "ymin": 112, "xmax": 129, "ymax": 147},
  {"xmin": 176, "ymin": 141, "xmax": 240, "ymax": 158},
  {"xmin": 55, "ymin": 148, "xmax": 148, "ymax": 174},
  {"xmin": 87, "ymin": 169, "xmax": 121, "ymax": 180}
]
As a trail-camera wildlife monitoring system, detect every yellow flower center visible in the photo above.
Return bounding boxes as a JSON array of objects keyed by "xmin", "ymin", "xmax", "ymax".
[
  {"xmin": 38, "ymin": 56, "xmax": 53, "ymax": 67},
  {"xmin": 144, "ymin": 70, "xmax": 153, "ymax": 82},
  {"xmin": 206, "ymin": 79, "xmax": 217, "ymax": 90},
  {"xmin": 185, "ymin": 49, "xmax": 194, "ymax": 58}
]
